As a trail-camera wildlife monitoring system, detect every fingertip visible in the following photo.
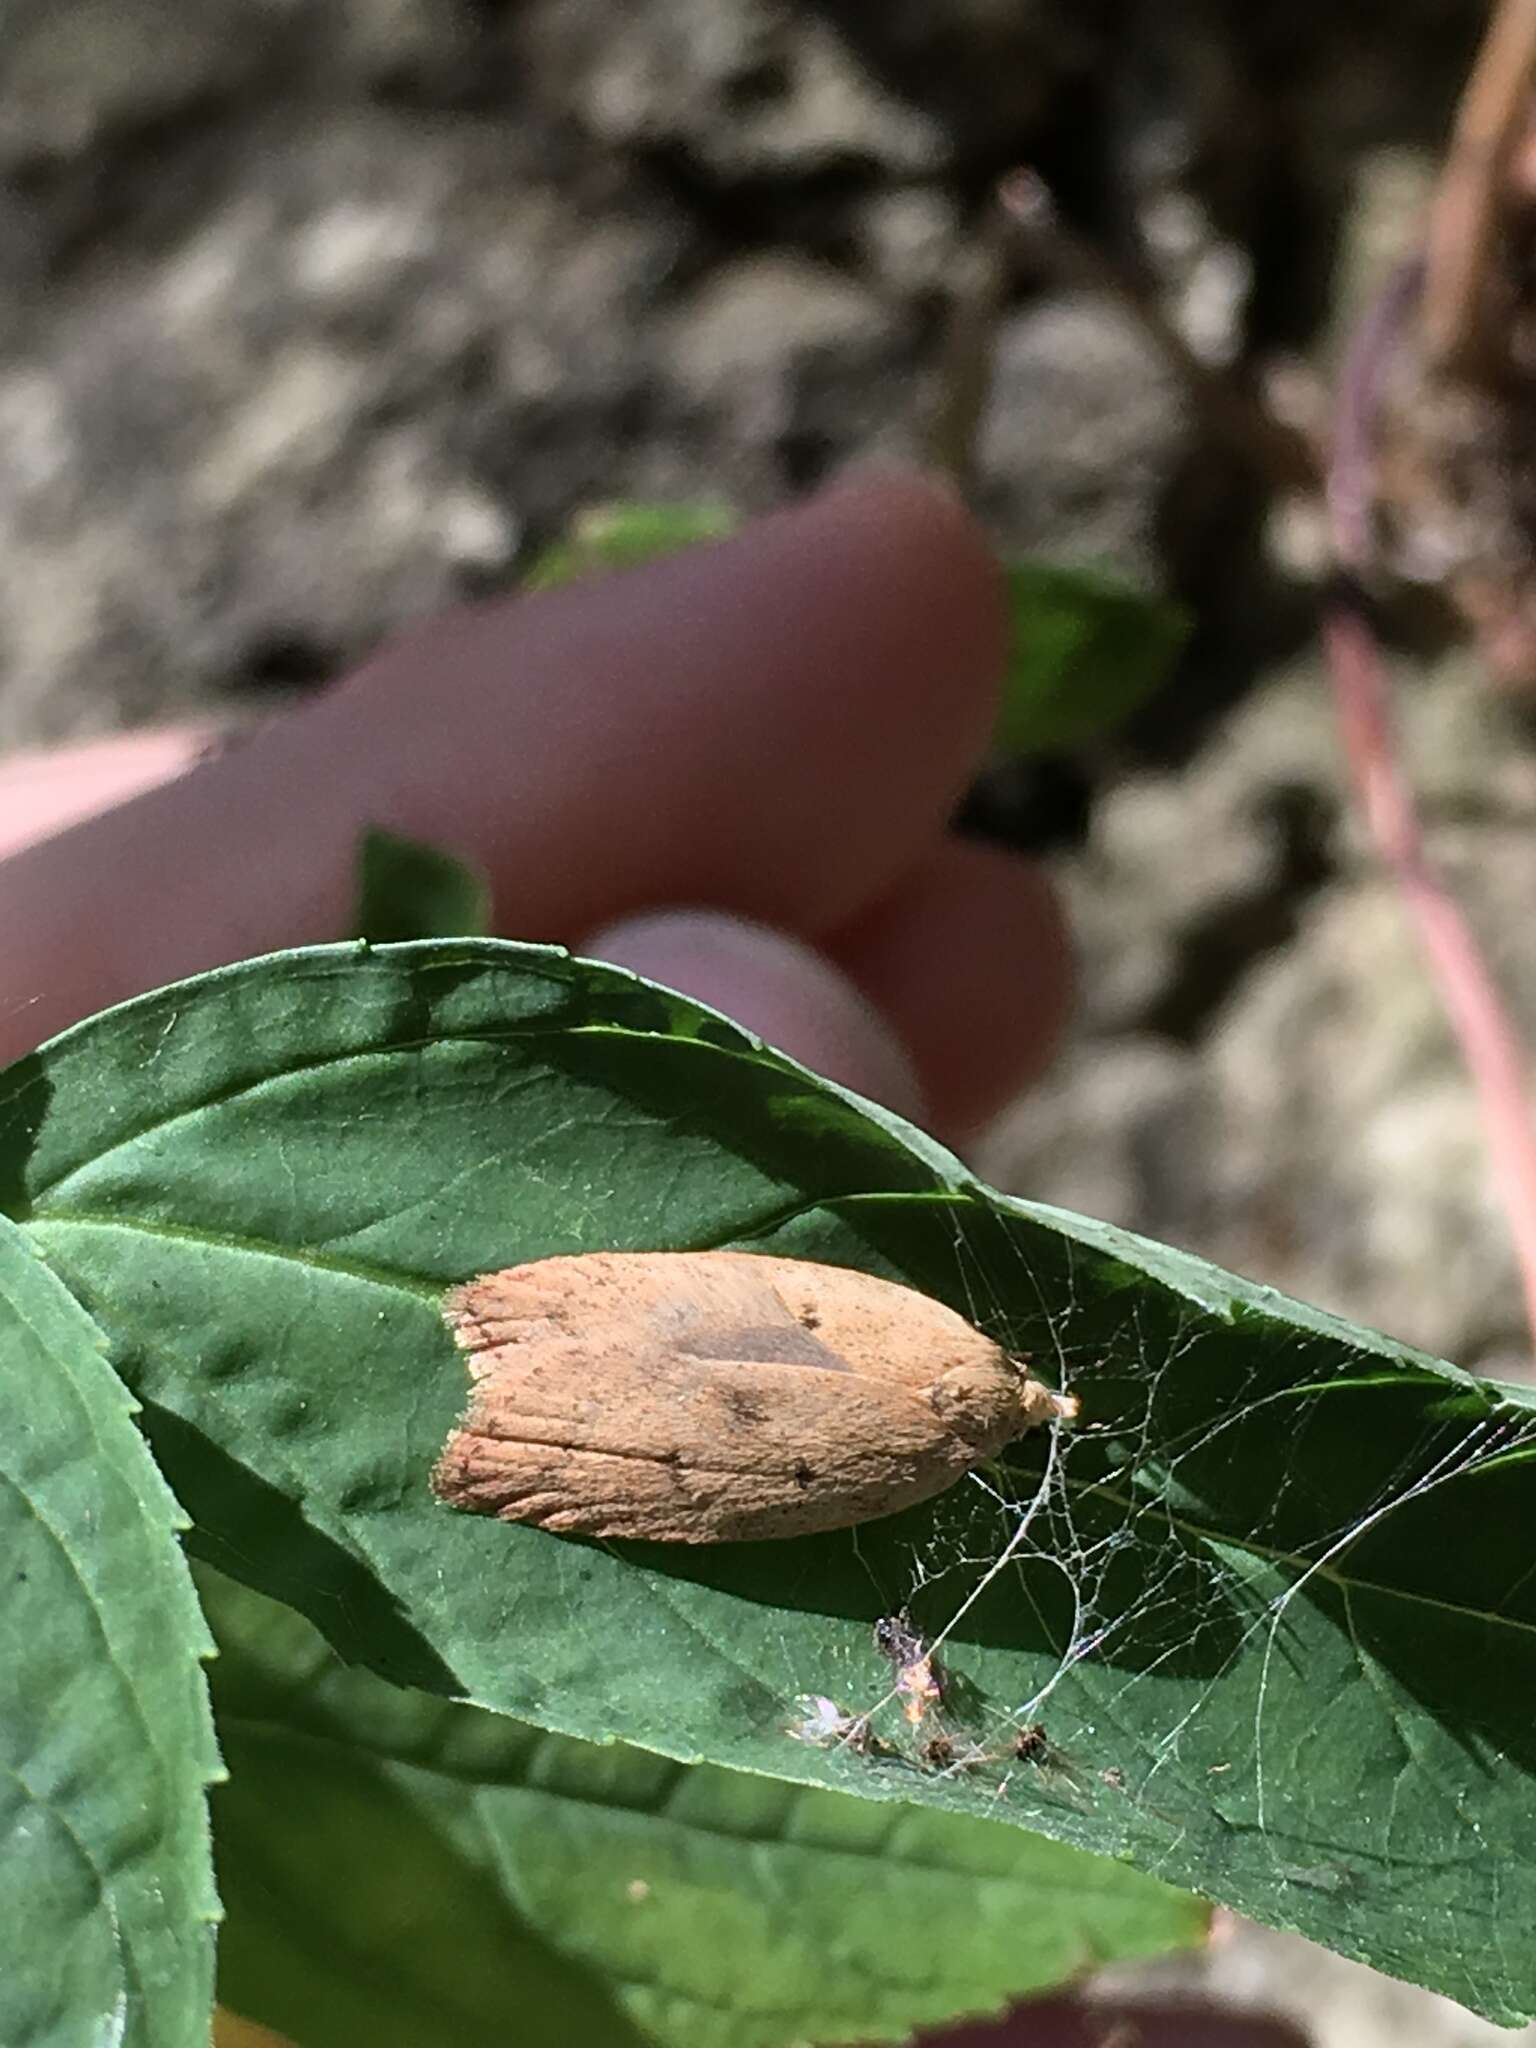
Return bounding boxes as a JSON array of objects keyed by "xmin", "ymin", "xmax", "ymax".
[
  {"xmin": 578, "ymin": 908, "xmax": 927, "ymax": 1124},
  {"xmin": 814, "ymin": 460, "xmax": 1006, "ymax": 669},
  {"xmin": 0, "ymin": 725, "xmax": 221, "ymax": 860},
  {"xmin": 357, "ymin": 463, "xmax": 1009, "ymax": 937},
  {"xmin": 789, "ymin": 462, "xmax": 1009, "ymax": 834},
  {"xmin": 831, "ymin": 838, "xmax": 1075, "ymax": 1140}
]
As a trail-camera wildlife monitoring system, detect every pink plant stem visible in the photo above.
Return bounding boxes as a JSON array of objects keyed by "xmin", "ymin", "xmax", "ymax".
[
  {"xmin": 1327, "ymin": 261, "xmax": 1536, "ymax": 1353},
  {"xmin": 1325, "ymin": 604, "xmax": 1536, "ymax": 1347}
]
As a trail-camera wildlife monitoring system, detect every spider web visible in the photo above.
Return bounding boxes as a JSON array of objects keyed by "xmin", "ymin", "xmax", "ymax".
[{"xmin": 778, "ymin": 1190, "xmax": 1536, "ymax": 2022}]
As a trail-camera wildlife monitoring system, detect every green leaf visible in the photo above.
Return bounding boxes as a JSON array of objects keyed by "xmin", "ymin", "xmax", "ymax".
[
  {"xmin": 203, "ymin": 1566, "xmax": 1201, "ymax": 2048},
  {"xmin": 2, "ymin": 941, "xmax": 1533, "ymax": 2025},
  {"xmin": 997, "ymin": 561, "xmax": 1190, "ymax": 756},
  {"xmin": 523, "ymin": 502, "xmax": 738, "ymax": 593},
  {"xmin": 0, "ymin": 1212, "xmax": 219, "ymax": 2048},
  {"xmin": 354, "ymin": 827, "xmax": 491, "ymax": 945}
]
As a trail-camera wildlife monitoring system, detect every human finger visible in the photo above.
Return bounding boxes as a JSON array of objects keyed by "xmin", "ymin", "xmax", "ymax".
[
  {"xmin": 580, "ymin": 907, "xmax": 926, "ymax": 1121},
  {"xmin": 830, "ymin": 835, "xmax": 1074, "ymax": 1137},
  {"xmin": 0, "ymin": 726, "xmax": 219, "ymax": 860},
  {"xmin": 0, "ymin": 468, "xmax": 1003, "ymax": 1061}
]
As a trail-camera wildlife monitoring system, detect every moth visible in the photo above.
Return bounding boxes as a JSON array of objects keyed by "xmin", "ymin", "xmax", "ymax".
[{"xmin": 432, "ymin": 1249, "xmax": 1076, "ymax": 1544}]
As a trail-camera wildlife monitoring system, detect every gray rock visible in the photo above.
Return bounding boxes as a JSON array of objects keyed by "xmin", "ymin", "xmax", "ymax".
[
  {"xmin": 856, "ymin": 186, "xmax": 960, "ymax": 299},
  {"xmin": 0, "ymin": 103, "xmax": 689, "ymax": 740},
  {"xmin": 1059, "ymin": 659, "xmax": 1342, "ymax": 1035},
  {"xmin": 520, "ymin": 0, "xmax": 946, "ymax": 177},
  {"xmin": 977, "ymin": 1036, "xmax": 1209, "ymax": 1243},
  {"xmin": 659, "ymin": 253, "xmax": 914, "ymax": 494},
  {"xmin": 975, "ymin": 292, "xmax": 1189, "ymax": 576},
  {"xmin": 811, "ymin": 0, "xmax": 1112, "ymax": 161},
  {"xmin": 668, "ymin": 253, "xmax": 887, "ymax": 389},
  {"xmin": 0, "ymin": 0, "xmax": 298, "ymax": 166},
  {"xmin": 328, "ymin": 0, "xmax": 484, "ymax": 91}
]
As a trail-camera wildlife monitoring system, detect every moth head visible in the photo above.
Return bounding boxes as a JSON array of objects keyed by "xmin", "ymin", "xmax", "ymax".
[
  {"xmin": 1014, "ymin": 1366, "xmax": 1079, "ymax": 1431},
  {"xmin": 927, "ymin": 1356, "xmax": 1077, "ymax": 1445}
]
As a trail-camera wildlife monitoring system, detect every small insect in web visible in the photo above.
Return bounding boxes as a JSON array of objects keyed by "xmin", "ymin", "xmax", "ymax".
[
  {"xmin": 904, "ymin": 1711, "xmax": 1092, "ymax": 1801},
  {"xmin": 918, "ymin": 1730, "xmax": 955, "ymax": 1769},
  {"xmin": 874, "ymin": 1610, "xmax": 946, "ymax": 1729},
  {"xmin": 787, "ymin": 1694, "xmax": 896, "ymax": 1760},
  {"xmin": 917, "ymin": 1729, "xmax": 994, "ymax": 1774},
  {"xmin": 995, "ymin": 1720, "xmax": 1094, "ymax": 1808},
  {"xmin": 1011, "ymin": 1721, "xmax": 1051, "ymax": 1766}
]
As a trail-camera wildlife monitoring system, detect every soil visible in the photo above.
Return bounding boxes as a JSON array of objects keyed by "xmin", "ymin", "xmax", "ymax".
[{"xmin": 2, "ymin": 5, "xmax": 1531, "ymax": 2044}]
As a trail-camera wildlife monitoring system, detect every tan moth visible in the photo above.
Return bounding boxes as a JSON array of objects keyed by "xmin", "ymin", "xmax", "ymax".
[{"xmin": 432, "ymin": 1250, "xmax": 1077, "ymax": 1544}]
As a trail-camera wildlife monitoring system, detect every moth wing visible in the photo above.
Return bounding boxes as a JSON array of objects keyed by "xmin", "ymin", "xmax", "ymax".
[
  {"xmin": 733, "ymin": 1253, "xmax": 1013, "ymax": 1395},
  {"xmin": 435, "ymin": 1251, "xmax": 1040, "ymax": 1541},
  {"xmin": 447, "ymin": 1251, "xmax": 872, "ymax": 1379},
  {"xmin": 433, "ymin": 1341, "xmax": 1014, "ymax": 1542},
  {"xmin": 446, "ymin": 1251, "xmax": 1011, "ymax": 1391}
]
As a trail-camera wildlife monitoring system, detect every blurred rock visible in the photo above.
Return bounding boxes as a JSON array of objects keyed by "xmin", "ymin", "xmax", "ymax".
[
  {"xmin": 975, "ymin": 293, "xmax": 1187, "ymax": 575},
  {"xmin": 811, "ymin": 0, "xmax": 1112, "ymax": 165},
  {"xmin": 979, "ymin": 1036, "xmax": 1209, "ymax": 1237},
  {"xmin": 328, "ymin": 0, "xmax": 487, "ymax": 96},
  {"xmin": 660, "ymin": 253, "xmax": 913, "ymax": 493},
  {"xmin": 0, "ymin": 0, "xmax": 298, "ymax": 166},
  {"xmin": 521, "ymin": 0, "xmax": 946, "ymax": 178},
  {"xmin": 1059, "ymin": 660, "xmax": 1341, "ymax": 1035},
  {"xmin": 0, "ymin": 105, "xmax": 687, "ymax": 740},
  {"xmin": 856, "ymin": 185, "xmax": 959, "ymax": 299}
]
